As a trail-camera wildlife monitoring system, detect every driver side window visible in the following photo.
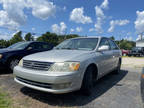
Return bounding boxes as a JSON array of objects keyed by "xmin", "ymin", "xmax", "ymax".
[
  {"xmin": 99, "ymin": 38, "xmax": 110, "ymax": 50},
  {"xmin": 28, "ymin": 43, "xmax": 42, "ymax": 50}
]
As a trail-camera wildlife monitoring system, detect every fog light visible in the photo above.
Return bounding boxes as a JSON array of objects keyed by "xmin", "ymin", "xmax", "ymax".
[{"xmin": 52, "ymin": 83, "xmax": 71, "ymax": 89}]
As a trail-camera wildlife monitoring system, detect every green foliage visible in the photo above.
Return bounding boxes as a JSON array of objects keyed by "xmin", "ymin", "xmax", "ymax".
[
  {"xmin": 0, "ymin": 31, "xmax": 136, "ymax": 50},
  {"xmin": 9, "ymin": 31, "xmax": 23, "ymax": 44},
  {"xmin": 0, "ymin": 88, "xmax": 11, "ymax": 108},
  {"xmin": 24, "ymin": 33, "xmax": 33, "ymax": 41},
  {"xmin": 37, "ymin": 32, "xmax": 79, "ymax": 45},
  {"xmin": 116, "ymin": 39, "xmax": 135, "ymax": 50},
  {"xmin": 110, "ymin": 36, "xmax": 115, "ymax": 40},
  {"xmin": 0, "ymin": 40, "xmax": 11, "ymax": 48},
  {"xmin": 37, "ymin": 32, "xmax": 59, "ymax": 46}
]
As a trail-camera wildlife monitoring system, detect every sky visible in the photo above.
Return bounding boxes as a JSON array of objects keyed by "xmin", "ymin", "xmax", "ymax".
[{"xmin": 0, "ymin": 0, "xmax": 144, "ymax": 41}]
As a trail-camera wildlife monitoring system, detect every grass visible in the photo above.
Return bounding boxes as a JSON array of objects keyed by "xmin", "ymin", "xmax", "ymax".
[{"xmin": 0, "ymin": 88, "xmax": 12, "ymax": 108}]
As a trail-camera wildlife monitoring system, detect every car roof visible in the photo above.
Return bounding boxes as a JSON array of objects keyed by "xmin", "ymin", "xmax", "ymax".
[
  {"xmin": 22, "ymin": 41, "xmax": 49, "ymax": 44},
  {"xmin": 70, "ymin": 36, "xmax": 109, "ymax": 40}
]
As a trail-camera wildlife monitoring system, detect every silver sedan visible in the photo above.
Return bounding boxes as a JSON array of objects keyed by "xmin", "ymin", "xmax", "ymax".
[{"xmin": 14, "ymin": 37, "xmax": 122, "ymax": 95}]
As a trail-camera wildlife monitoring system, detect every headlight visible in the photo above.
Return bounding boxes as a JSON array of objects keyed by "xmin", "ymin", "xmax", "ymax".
[
  {"xmin": 18, "ymin": 59, "xmax": 23, "ymax": 67},
  {"xmin": 49, "ymin": 62, "xmax": 80, "ymax": 72},
  {"xmin": 0, "ymin": 54, "xmax": 3, "ymax": 59}
]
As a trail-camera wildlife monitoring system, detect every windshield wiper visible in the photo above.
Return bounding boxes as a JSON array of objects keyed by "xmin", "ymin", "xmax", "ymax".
[{"xmin": 61, "ymin": 48, "xmax": 73, "ymax": 50}]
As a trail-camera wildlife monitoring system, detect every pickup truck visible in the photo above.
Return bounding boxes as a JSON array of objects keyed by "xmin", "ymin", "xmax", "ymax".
[{"xmin": 128, "ymin": 47, "xmax": 144, "ymax": 57}]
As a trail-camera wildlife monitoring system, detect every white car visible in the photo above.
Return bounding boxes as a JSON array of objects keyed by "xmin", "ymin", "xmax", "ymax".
[{"xmin": 14, "ymin": 37, "xmax": 122, "ymax": 95}]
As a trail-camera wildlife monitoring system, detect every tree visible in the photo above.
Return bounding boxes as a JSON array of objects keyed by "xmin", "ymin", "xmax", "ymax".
[
  {"xmin": 10, "ymin": 31, "xmax": 23, "ymax": 44},
  {"xmin": 0, "ymin": 39, "xmax": 10, "ymax": 48},
  {"xmin": 24, "ymin": 33, "xmax": 33, "ymax": 41},
  {"xmin": 37, "ymin": 32, "xmax": 59, "ymax": 45},
  {"xmin": 58, "ymin": 34, "xmax": 79, "ymax": 43},
  {"xmin": 116, "ymin": 39, "xmax": 135, "ymax": 50},
  {"xmin": 110, "ymin": 36, "xmax": 115, "ymax": 40}
]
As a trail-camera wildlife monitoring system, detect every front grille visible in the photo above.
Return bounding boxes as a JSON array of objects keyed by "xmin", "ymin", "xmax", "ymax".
[
  {"xmin": 23, "ymin": 60, "xmax": 53, "ymax": 71},
  {"xmin": 16, "ymin": 77, "xmax": 52, "ymax": 89}
]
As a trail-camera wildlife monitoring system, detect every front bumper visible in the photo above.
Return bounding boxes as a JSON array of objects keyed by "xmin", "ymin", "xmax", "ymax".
[
  {"xmin": 14, "ymin": 66, "xmax": 82, "ymax": 94},
  {"xmin": 0, "ymin": 60, "xmax": 7, "ymax": 69}
]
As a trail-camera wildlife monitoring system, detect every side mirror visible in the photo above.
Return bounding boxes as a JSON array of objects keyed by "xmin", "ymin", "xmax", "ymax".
[
  {"xmin": 27, "ymin": 47, "xmax": 33, "ymax": 50},
  {"xmin": 98, "ymin": 45, "xmax": 109, "ymax": 51}
]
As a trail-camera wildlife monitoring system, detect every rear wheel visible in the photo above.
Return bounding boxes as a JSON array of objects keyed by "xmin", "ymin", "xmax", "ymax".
[
  {"xmin": 9, "ymin": 59, "xmax": 20, "ymax": 71},
  {"xmin": 113, "ymin": 60, "xmax": 121, "ymax": 74},
  {"xmin": 81, "ymin": 66, "xmax": 94, "ymax": 96}
]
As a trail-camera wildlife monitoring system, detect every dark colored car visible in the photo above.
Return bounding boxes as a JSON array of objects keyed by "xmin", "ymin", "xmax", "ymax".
[
  {"xmin": 128, "ymin": 47, "xmax": 144, "ymax": 57},
  {"xmin": 0, "ymin": 41, "xmax": 53, "ymax": 71},
  {"xmin": 0, "ymin": 46, "xmax": 6, "ymax": 49},
  {"xmin": 121, "ymin": 49, "xmax": 129, "ymax": 56}
]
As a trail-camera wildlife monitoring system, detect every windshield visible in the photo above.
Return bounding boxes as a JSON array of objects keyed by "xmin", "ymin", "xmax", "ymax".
[
  {"xmin": 8, "ymin": 42, "xmax": 30, "ymax": 50},
  {"xmin": 55, "ymin": 38, "xmax": 98, "ymax": 51}
]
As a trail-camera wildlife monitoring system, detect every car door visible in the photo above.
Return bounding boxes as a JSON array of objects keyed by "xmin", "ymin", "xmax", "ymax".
[
  {"xmin": 26, "ymin": 42, "xmax": 43, "ymax": 54},
  {"xmin": 40, "ymin": 43, "xmax": 53, "ymax": 51},
  {"xmin": 98, "ymin": 38, "xmax": 113, "ymax": 75},
  {"xmin": 109, "ymin": 39, "xmax": 120, "ymax": 69}
]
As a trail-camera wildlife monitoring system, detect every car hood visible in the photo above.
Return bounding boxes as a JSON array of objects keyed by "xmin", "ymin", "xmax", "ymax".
[
  {"xmin": 0, "ymin": 48, "xmax": 19, "ymax": 53},
  {"xmin": 24, "ymin": 49, "xmax": 93, "ymax": 62}
]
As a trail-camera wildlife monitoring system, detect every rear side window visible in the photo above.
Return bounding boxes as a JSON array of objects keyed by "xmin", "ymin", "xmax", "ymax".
[
  {"xmin": 109, "ymin": 40, "xmax": 119, "ymax": 50},
  {"xmin": 41, "ymin": 43, "xmax": 52, "ymax": 50}
]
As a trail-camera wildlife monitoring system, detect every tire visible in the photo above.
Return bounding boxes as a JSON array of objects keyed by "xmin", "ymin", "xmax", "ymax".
[
  {"xmin": 113, "ymin": 60, "xmax": 121, "ymax": 74},
  {"xmin": 81, "ymin": 66, "xmax": 94, "ymax": 96},
  {"xmin": 9, "ymin": 59, "xmax": 20, "ymax": 71}
]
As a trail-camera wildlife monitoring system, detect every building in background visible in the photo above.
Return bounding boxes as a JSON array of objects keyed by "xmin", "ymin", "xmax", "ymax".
[
  {"xmin": 136, "ymin": 34, "xmax": 144, "ymax": 47},
  {"xmin": 136, "ymin": 40, "xmax": 144, "ymax": 47}
]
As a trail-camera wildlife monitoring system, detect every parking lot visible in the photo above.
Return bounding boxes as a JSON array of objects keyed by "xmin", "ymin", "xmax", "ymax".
[{"xmin": 0, "ymin": 57, "xmax": 144, "ymax": 108}]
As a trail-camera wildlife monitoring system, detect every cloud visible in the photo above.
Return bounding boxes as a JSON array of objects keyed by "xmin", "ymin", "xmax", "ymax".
[
  {"xmin": 32, "ymin": 27, "xmax": 35, "ymax": 31},
  {"xmin": 136, "ymin": 34, "xmax": 143, "ymax": 41},
  {"xmin": 89, "ymin": 28, "xmax": 94, "ymax": 32},
  {"xmin": 124, "ymin": 36, "xmax": 133, "ymax": 41},
  {"xmin": 135, "ymin": 10, "xmax": 144, "ymax": 34},
  {"xmin": 0, "ymin": 32, "xmax": 11, "ymax": 40},
  {"xmin": 51, "ymin": 22, "xmax": 67, "ymax": 34},
  {"xmin": 70, "ymin": 27, "xmax": 83, "ymax": 33},
  {"xmin": 0, "ymin": 0, "xmax": 27, "ymax": 30},
  {"xmin": 108, "ymin": 20, "xmax": 130, "ymax": 32},
  {"xmin": 90, "ymin": 0, "xmax": 109, "ymax": 33},
  {"xmin": 70, "ymin": 28, "xmax": 74, "ymax": 33},
  {"xmin": 76, "ymin": 27, "xmax": 83, "ymax": 32},
  {"xmin": 70, "ymin": 7, "xmax": 92, "ymax": 24},
  {"xmin": 27, "ymin": 0, "xmax": 56, "ymax": 20},
  {"xmin": 100, "ymin": 0, "xmax": 109, "ymax": 9},
  {"xmin": 94, "ymin": 6, "xmax": 106, "ymax": 33},
  {"xmin": 63, "ymin": 6, "xmax": 66, "ymax": 11},
  {"xmin": 0, "ymin": 0, "xmax": 56, "ymax": 30},
  {"xmin": 0, "ymin": 10, "xmax": 19, "ymax": 30}
]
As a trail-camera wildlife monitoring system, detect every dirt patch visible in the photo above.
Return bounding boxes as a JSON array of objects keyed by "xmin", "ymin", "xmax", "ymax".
[{"xmin": 122, "ymin": 57, "xmax": 144, "ymax": 68}]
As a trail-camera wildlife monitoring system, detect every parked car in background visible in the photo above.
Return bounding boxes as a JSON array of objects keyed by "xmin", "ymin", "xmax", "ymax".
[
  {"xmin": 0, "ymin": 46, "xmax": 5, "ymax": 49},
  {"xmin": 0, "ymin": 41, "xmax": 53, "ymax": 71},
  {"xmin": 128, "ymin": 47, "xmax": 144, "ymax": 57},
  {"xmin": 14, "ymin": 37, "xmax": 121, "ymax": 95},
  {"xmin": 121, "ymin": 49, "xmax": 129, "ymax": 56}
]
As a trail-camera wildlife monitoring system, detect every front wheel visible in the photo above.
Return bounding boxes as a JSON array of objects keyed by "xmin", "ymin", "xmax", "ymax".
[
  {"xmin": 81, "ymin": 66, "xmax": 94, "ymax": 96},
  {"xmin": 9, "ymin": 59, "xmax": 20, "ymax": 71}
]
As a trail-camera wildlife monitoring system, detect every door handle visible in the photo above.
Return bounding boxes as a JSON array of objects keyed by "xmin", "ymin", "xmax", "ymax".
[{"xmin": 112, "ymin": 56, "xmax": 115, "ymax": 58}]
